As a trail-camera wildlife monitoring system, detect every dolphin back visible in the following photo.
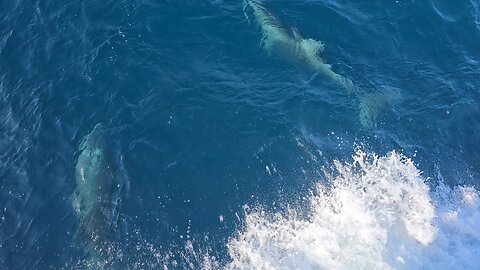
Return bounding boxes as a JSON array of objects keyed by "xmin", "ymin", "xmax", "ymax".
[
  {"xmin": 246, "ymin": 0, "xmax": 356, "ymax": 91},
  {"xmin": 73, "ymin": 124, "xmax": 127, "ymax": 264}
]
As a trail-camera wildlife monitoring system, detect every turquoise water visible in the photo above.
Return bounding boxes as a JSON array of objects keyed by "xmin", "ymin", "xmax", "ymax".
[{"xmin": 1, "ymin": 0, "xmax": 479, "ymax": 269}]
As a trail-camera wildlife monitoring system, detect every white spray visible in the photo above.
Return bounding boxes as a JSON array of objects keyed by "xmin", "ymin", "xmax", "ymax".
[{"xmin": 221, "ymin": 151, "xmax": 480, "ymax": 270}]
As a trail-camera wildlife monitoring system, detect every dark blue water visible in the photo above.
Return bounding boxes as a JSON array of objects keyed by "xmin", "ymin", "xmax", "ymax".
[{"xmin": 1, "ymin": 0, "xmax": 479, "ymax": 269}]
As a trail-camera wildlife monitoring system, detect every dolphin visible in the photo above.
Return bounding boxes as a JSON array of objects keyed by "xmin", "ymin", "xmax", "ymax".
[
  {"xmin": 246, "ymin": 0, "xmax": 395, "ymax": 126},
  {"xmin": 246, "ymin": 0, "xmax": 356, "ymax": 91},
  {"xmin": 72, "ymin": 124, "xmax": 128, "ymax": 267}
]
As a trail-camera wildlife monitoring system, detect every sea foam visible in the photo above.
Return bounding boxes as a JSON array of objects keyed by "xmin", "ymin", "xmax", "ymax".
[
  {"xmin": 71, "ymin": 150, "xmax": 480, "ymax": 269},
  {"xmin": 219, "ymin": 151, "xmax": 480, "ymax": 270}
]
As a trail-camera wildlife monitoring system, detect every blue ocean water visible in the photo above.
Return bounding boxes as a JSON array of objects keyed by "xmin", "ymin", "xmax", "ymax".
[{"xmin": 1, "ymin": 0, "xmax": 479, "ymax": 269}]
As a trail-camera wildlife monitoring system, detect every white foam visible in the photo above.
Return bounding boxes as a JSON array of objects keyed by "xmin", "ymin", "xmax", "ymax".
[
  {"xmin": 70, "ymin": 150, "xmax": 480, "ymax": 269},
  {"xmin": 220, "ymin": 150, "xmax": 480, "ymax": 270}
]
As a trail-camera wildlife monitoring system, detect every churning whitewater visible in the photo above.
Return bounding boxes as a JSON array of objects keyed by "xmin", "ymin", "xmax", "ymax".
[
  {"xmin": 1, "ymin": 0, "xmax": 479, "ymax": 269},
  {"xmin": 72, "ymin": 151, "xmax": 480, "ymax": 270},
  {"xmin": 216, "ymin": 151, "xmax": 480, "ymax": 270},
  {"xmin": 69, "ymin": 150, "xmax": 480, "ymax": 270}
]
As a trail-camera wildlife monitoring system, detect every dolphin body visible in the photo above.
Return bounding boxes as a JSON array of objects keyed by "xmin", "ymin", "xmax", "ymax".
[
  {"xmin": 246, "ymin": 0, "xmax": 356, "ymax": 92},
  {"xmin": 73, "ymin": 124, "xmax": 128, "ymax": 267},
  {"xmin": 246, "ymin": 0, "xmax": 394, "ymax": 126}
]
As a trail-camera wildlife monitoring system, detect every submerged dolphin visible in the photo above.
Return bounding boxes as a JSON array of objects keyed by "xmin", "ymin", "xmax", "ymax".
[
  {"xmin": 246, "ymin": 0, "xmax": 355, "ymax": 91},
  {"xmin": 246, "ymin": 0, "xmax": 395, "ymax": 126},
  {"xmin": 73, "ymin": 124, "xmax": 128, "ymax": 266}
]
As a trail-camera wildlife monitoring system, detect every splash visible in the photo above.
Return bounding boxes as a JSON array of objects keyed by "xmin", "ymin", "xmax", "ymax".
[
  {"xmin": 69, "ymin": 150, "xmax": 480, "ymax": 269},
  {"xmin": 221, "ymin": 151, "xmax": 480, "ymax": 270}
]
